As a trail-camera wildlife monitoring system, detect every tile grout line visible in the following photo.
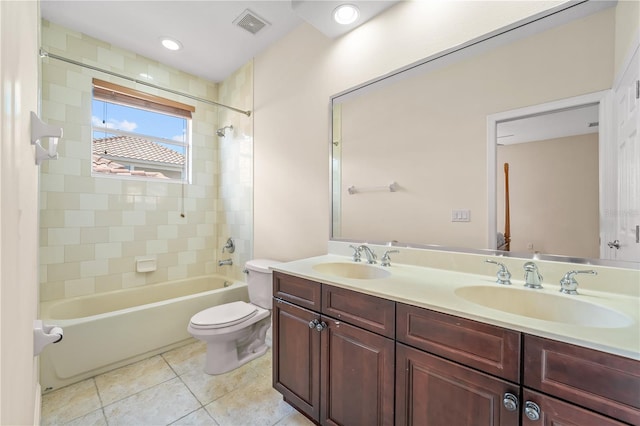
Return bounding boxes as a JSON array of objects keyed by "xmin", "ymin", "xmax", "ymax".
[
  {"xmin": 90, "ymin": 377, "xmax": 111, "ymax": 426},
  {"xmin": 161, "ymin": 348, "xmax": 222, "ymax": 426}
]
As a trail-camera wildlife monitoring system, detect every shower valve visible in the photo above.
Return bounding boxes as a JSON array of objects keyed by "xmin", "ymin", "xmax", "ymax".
[{"xmin": 222, "ymin": 237, "xmax": 235, "ymax": 253}]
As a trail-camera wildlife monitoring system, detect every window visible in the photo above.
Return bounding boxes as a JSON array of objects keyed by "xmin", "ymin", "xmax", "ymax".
[{"xmin": 91, "ymin": 79, "xmax": 194, "ymax": 182}]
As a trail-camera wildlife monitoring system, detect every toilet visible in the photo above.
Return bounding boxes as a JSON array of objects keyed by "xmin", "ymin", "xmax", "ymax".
[{"xmin": 187, "ymin": 259, "xmax": 279, "ymax": 375}]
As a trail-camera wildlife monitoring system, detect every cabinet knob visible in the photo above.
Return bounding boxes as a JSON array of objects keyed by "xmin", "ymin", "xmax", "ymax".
[
  {"xmin": 502, "ymin": 393, "xmax": 518, "ymax": 412},
  {"xmin": 308, "ymin": 319, "xmax": 320, "ymax": 329},
  {"xmin": 315, "ymin": 321, "xmax": 328, "ymax": 332},
  {"xmin": 524, "ymin": 401, "xmax": 541, "ymax": 421}
]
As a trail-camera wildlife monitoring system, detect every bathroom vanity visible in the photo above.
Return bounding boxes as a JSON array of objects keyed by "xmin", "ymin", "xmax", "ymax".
[{"xmin": 271, "ymin": 253, "xmax": 640, "ymax": 426}]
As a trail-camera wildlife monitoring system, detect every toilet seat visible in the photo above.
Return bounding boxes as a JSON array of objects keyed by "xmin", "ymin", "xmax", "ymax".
[{"xmin": 190, "ymin": 301, "xmax": 257, "ymax": 330}]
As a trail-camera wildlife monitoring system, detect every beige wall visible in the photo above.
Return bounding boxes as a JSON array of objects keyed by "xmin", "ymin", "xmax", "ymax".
[
  {"xmin": 252, "ymin": 0, "xmax": 615, "ymax": 261},
  {"xmin": 39, "ymin": 22, "xmax": 253, "ymax": 301},
  {"xmin": 497, "ymin": 134, "xmax": 600, "ymax": 258},
  {"xmin": 614, "ymin": 0, "xmax": 640, "ymax": 74},
  {"xmin": 1, "ymin": 1, "xmax": 41, "ymax": 423}
]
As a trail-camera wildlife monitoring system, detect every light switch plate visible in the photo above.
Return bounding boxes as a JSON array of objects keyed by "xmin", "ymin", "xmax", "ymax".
[{"xmin": 451, "ymin": 209, "xmax": 471, "ymax": 222}]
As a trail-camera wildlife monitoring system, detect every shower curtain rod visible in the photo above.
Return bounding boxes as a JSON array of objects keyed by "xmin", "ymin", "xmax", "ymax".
[{"xmin": 40, "ymin": 49, "xmax": 252, "ymax": 117}]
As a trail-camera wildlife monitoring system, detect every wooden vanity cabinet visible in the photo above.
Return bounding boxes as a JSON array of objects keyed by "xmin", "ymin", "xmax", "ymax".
[
  {"xmin": 273, "ymin": 271, "xmax": 640, "ymax": 426},
  {"xmin": 273, "ymin": 298, "xmax": 321, "ymax": 420},
  {"xmin": 396, "ymin": 343, "xmax": 520, "ymax": 425},
  {"xmin": 272, "ymin": 271, "xmax": 395, "ymax": 426},
  {"xmin": 396, "ymin": 303, "xmax": 521, "ymax": 426},
  {"xmin": 521, "ymin": 389, "xmax": 628, "ymax": 426},
  {"xmin": 396, "ymin": 303, "xmax": 521, "ymax": 382},
  {"xmin": 524, "ymin": 334, "xmax": 640, "ymax": 425}
]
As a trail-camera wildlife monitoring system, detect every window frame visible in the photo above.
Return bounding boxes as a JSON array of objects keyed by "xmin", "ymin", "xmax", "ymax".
[{"xmin": 91, "ymin": 79, "xmax": 194, "ymax": 183}]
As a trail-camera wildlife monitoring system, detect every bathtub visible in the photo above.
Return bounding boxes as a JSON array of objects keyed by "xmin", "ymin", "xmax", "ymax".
[{"xmin": 39, "ymin": 275, "xmax": 248, "ymax": 392}]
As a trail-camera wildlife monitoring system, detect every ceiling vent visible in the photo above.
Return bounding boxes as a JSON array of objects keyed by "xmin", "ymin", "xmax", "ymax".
[{"xmin": 233, "ymin": 9, "xmax": 270, "ymax": 35}]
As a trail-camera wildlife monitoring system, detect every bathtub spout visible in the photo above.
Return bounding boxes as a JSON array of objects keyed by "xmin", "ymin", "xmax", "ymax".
[{"xmin": 218, "ymin": 259, "xmax": 233, "ymax": 266}]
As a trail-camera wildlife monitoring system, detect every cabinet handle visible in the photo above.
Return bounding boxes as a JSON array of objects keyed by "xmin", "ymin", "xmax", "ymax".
[
  {"xmin": 524, "ymin": 401, "xmax": 541, "ymax": 421},
  {"xmin": 502, "ymin": 393, "xmax": 518, "ymax": 412},
  {"xmin": 308, "ymin": 319, "xmax": 328, "ymax": 332}
]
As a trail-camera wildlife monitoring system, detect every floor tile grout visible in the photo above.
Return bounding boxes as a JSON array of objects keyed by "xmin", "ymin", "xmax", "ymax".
[{"xmin": 41, "ymin": 339, "xmax": 312, "ymax": 426}]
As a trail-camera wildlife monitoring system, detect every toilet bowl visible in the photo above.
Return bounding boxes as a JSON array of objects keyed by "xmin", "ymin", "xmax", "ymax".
[{"xmin": 187, "ymin": 259, "xmax": 279, "ymax": 375}]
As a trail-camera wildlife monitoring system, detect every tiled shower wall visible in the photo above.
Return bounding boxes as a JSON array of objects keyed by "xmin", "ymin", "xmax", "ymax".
[
  {"xmin": 216, "ymin": 62, "xmax": 254, "ymax": 279},
  {"xmin": 39, "ymin": 21, "xmax": 253, "ymax": 301}
]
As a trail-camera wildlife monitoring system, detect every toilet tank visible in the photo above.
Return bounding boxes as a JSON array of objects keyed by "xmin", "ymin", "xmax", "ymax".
[{"xmin": 245, "ymin": 259, "xmax": 280, "ymax": 309}]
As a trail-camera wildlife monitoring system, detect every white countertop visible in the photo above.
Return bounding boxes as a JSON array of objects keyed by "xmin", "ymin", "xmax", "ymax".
[{"xmin": 272, "ymin": 254, "xmax": 640, "ymax": 361}]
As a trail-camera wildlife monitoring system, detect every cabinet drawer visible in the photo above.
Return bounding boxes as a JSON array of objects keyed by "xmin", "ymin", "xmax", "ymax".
[
  {"xmin": 524, "ymin": 335, "xmax": 640, "ymax": 425},
  {"xmin": 273, "ymin": 271, "xmax": 321, "ymax": 311},
  {"xmin": 322, "ymin": 285, "xmax": 395, "ymax": 338},
  {"xmin": 522, "ymin": 388, "xmax": 627, "ymax": 426},
  {"xmin": 397, "ymin": 303, "xmax": 521, "ymax": 382}
]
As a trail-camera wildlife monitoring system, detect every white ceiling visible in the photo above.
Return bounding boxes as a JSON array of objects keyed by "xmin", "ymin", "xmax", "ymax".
[
  {"xmin": 40, "ymin": 0, "xmax": 396, "ymax": 83},
  {"xmin": 497, "ymin": 104, "xmax": 600, "ymax": 145},
  {"xmin": 39, "ymin": 1, "xmax": 599, "ymax": 144}
]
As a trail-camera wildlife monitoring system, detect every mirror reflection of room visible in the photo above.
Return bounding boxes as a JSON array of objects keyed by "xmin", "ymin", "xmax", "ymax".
[
  {"xmin": 332, "ymin": 2, "xmax": 627, "ymax": 262},
  {"xmin": 496, "ymin": 105, "xmax": 600, "ymax": 259}
]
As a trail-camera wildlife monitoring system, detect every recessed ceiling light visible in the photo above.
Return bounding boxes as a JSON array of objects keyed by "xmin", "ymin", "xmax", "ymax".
[
  {"xmin": 161, "ymin": 37, "xmax": 182, "ymax": 51},
  {"xmin": 333, "ymin": 4, "xmax": 359, "ymax": 25}
]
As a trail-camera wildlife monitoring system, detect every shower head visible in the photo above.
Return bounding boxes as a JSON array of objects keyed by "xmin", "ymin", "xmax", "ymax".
[{"xmin": 216, "ymin": 125, "xmax": 233, "ymax": 137}]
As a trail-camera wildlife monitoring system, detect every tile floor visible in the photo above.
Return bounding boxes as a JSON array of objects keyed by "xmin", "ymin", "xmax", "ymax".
[{"xmin": 40, "ymin": 339, "xmax": 314, "ymax": 426}]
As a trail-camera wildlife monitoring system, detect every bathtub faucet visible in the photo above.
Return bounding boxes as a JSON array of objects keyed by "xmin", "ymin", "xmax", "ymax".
[{"xmin": 218, "ymin": 258, "xmax": 233, "ymax": 266}]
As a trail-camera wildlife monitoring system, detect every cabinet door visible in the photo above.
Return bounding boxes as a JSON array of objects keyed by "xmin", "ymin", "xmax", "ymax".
[
  {"xmin": 522, "ymin": 389, "xmax": 627, "ymax": 426},
  {"xmin": 321, "ymin": 317, "xmax": 395, "ymax": 426},
  {"xmin": 272, "ymin": 298, "xmax": 321, "ymax": 421},
  {"xmin": 396, "ymin": 343, "xmax": 519, "ymax": 426}
]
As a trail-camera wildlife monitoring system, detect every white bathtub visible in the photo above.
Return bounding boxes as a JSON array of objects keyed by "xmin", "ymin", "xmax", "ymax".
[{"xmin": 39, "ymin": 275, "xmax": 248, "ymax": 392}]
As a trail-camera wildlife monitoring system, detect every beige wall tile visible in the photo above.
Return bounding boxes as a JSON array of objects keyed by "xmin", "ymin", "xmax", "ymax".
[
  {"xmin": 40, "ymin": 20, "xmax": 252, "ymax": 301},
  {"xmin": 64, "ymin": 244, "xmax": 96, "ymax": 263}
]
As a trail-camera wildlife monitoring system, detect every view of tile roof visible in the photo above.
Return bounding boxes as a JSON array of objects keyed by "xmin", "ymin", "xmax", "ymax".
[
  {"xmin": 93, "ymin": 135, "xmax": 185, "ymax": 165},
  {"xmin": 92, "ymin": 155, "xmax": 170, "ymax": 178}
]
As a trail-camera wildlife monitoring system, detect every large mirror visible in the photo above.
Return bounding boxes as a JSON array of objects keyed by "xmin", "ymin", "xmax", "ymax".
[{"xmin": 331, "ymin": 0, "xmax": 639, "ymax": 267}]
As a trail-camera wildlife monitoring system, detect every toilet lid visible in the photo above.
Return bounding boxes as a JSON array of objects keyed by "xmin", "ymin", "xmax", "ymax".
[{"xmin": 190, "ymin": 301, "xmax": 258, "ymax": 329}]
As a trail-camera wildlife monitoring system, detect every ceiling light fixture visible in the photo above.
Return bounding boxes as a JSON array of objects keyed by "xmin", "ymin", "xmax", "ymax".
[
  {"xmin": 161, "ymin": 37, "xmax": 182, "ymax": 51},
  {"xmin": 333, "ymin": 4, "xmax": 359, "ymax": 25}
]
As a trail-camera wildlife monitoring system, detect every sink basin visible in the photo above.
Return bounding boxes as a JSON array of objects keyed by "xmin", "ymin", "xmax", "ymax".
[
  {"xmin": 455, "ymin": 286, "xmax": 633, "ymax": 328},
  {"xmin": 312, "ymin": 262, "xmax": 391, "ymax": 280}
]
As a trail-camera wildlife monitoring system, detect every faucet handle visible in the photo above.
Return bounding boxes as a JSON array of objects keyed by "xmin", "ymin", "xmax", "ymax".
[
  {"xmin": 222, "ymin": 237, "xmax": 235, "ymax": 253},
  {"xmin": 381, "ymin": 250, "xmax": 400, "ymax": 267},
  {"xmin": 485, "ymin": 259, "xmax": 512, "ymax": 285},
  {"xmin": 523, "ymin": 261, "xmax": 543, "ymax": 289},
  {"xmin": 559, "ymin": 270, "xmax": 597, "ymax": 295},
  {"xmin": 349, "ymin": 245, "xmax": 362, "ymax": 262}
]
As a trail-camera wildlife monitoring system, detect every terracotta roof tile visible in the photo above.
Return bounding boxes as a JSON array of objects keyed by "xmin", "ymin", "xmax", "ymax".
[{"xmin": 93, "ymin": 135, "xmax": 185, "ymax": 165}]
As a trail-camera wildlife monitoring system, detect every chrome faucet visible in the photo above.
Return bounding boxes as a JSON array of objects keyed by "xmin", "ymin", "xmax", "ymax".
[
  {"xmin": 559, "ymin": 270, "xmax": 597, "ymax": 295},
  {"xmin": 349, "ymin": 245, "xmax": 362, "ymax": 262},
  {"xmin": 485, "ymin": 259, "xmax": 512, "ymax": 285},
  {"xmin": 218, "ymin": 258, "xmax": 233, "ymax": 266},
  {"xmin": 381, "ymin": 250, "xmax": 399, "ymax": 267},
  {"xmin": 358, "ymin": 245, "xmax": 378, "ymax": 264},
  {"xmin": 523, "ymin": 262, "xmax": 543, "ymax": 289}
]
